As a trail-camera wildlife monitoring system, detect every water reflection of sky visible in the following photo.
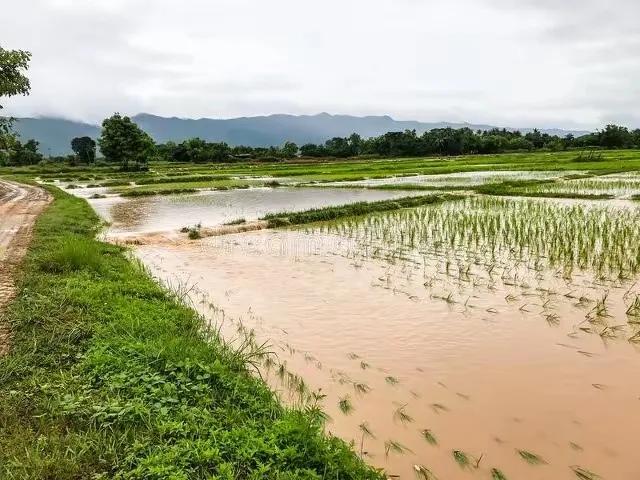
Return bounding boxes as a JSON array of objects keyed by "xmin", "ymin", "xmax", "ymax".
[{"xmin": 88, "ymin": 187, "xmax": 426, "ymax": 234}]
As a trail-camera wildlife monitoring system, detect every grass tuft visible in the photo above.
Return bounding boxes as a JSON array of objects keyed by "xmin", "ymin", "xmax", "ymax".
[{"xmin": 38, "ymin": 235, "xmax": 103, "ymax": 273}]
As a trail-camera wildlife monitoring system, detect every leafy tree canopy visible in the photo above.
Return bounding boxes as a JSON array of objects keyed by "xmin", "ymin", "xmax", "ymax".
[
  {"xmin": 98, "ymin": 113, "xmax": 154, "ymax": 170},
  {"xmin": 0, "ymin": 46, "xmax": 31, "ymax": 135},
  {"xmin": 71, "ymin": 136, "xmax": 97, "ymax": 163}
]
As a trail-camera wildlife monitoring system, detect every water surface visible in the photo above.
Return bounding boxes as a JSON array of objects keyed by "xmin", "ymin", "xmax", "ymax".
[{"xmin": 133, "ymin": 196, "xmax": 640, "ymax": 480}]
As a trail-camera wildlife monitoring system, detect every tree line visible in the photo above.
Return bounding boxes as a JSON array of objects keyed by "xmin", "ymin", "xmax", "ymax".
[
  {"xmin": 4, "ymin": 114, "xmax": 640, "ymax": 169},
  {"xmin": 2, "ymin": 44, "xmax": 640, "ymax": 169}
]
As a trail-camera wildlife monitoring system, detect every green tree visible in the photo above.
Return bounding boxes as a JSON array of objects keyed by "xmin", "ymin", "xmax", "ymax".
[
  {"xmin": 598, "ymin": 124, "xmax": 632, "ymax": 149},
  {"xmin": 98, "ymin": 113, "xmax": 154, "ymax": 170},
  {"xmin": 300, "ymin": 143, "xmax": 325, "ymax": 157},
  {"xmin": 280, "ymin": 141, "xmax": 298, "ymax": 158},
  {"xmin": 71, "ymin": 136, "xmax": 96, "ymax": 163},
  {"xmin": 0, "ymin": 46, "xmax": 31, "ymax": 133},
  {"xmin": 11, "ymin": 139, "xmax": 43, "ymax": 166},
  {"xmin": 0, "ymin": 46, "xmax": 31, "ymax": 163},
  {"xmin": 0, "ymin": 132, "xmax": 18, "ymax": 166}
]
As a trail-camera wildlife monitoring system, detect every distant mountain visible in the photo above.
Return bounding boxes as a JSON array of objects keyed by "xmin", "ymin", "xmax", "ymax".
[
  {"xmin": 12, "ymin": 117, "xmax": 101, "ymax": 156},
  {"xmin": 10, "ymin": 113, "xmax": 590, "ymax": 156}
]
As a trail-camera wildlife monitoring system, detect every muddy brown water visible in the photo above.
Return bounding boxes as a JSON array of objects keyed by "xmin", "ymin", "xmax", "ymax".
[{"xmin": 81, "ymin": 189, "xmax": 640, "ymax": 480}]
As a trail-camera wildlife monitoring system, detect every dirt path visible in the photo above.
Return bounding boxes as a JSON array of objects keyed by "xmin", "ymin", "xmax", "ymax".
[{"xmin": 0, "ymin": 180, "xmax": 51, "ymax": 357}]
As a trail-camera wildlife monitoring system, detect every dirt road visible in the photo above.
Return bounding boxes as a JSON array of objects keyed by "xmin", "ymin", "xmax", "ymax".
[{"xmin": 0, "ymin": 180, "xmax": 51, "ymax": 356}]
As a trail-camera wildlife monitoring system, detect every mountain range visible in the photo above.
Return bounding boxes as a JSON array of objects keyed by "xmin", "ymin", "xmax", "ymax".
[{"xmin": 11, "ymin": 113, "xmax": 591, "ymax": 156}]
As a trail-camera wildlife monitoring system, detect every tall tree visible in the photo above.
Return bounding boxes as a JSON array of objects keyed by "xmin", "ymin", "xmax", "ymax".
[
  {"xmin": 10, "ymin": 139, "xmax": 43, "ymax": 166},
  {"xmin": 98, "ymin": 113, "xmax": 155, "ymax": 170},
  {"xmin": 0, "ymin": 46, "xmax": 31, "ymax": 164},
  {"xmin": 0, "ymin": 47, "xmax": 31, "ymax": 133},
  {"xmin": 71, "ymin": 136, "xmax": 96, "ymax": 163},
  {"xmin": 280, "ymin": 141, "xmax": 298, "ymax": 159},
  {"xmin": 599, "ymin": 124, "xmax": 631, "ymax": 149}
]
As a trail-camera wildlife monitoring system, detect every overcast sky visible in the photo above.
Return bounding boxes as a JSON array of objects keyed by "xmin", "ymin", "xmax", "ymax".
[{"xmin": 2, "ymin": 0, "xmax": 639, "ymax": 129}]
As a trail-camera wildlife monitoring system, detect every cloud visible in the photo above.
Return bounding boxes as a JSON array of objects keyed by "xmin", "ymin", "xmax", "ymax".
[{"xmin": 1, "ymin": 0, "xmax": 639, "ymax": 129}]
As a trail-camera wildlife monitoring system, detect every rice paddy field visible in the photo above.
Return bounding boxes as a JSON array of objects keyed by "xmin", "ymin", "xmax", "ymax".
[
  {"xmin": 6, "ymin": 148, "xmax": 640, "ymax": 192},
  {"xmin": 20, "ymin": 150, "xmax": 640, "ymax": 479}
]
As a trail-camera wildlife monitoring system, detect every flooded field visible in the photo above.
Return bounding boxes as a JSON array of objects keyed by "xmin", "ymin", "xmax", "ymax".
[
  {"xmin": 80, "ymin": 187, "xmax": 423, "ymax": 237},
  {"xmin": 77, "ymin": 185, "xmax": 640, "ymax": 479}
]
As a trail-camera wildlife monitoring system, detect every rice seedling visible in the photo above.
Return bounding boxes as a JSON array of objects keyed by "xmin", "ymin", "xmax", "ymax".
[
  {"xmin": 353, "ymin": 381, "xmax": 371, "ymax": 395},
  {"xmin": 359, "ymin": 421, "xmax": 376, "ymax": 439},
  {"xmin": 570, "ymin": 442, "xmax": 583, "ymax": 451},
  {"xmin": 385, "ymin": 376, "xmax": 399, "ymax": 385},
  {"xmin": 413, "ymin": 464, "xmax": 437, "ymax": 480},
  {"xmin": 626, "ymin": 295, "xmax": 640, "ymax": 316},
  {"xmin": 393, "ymin": 404, "xmax": 414, "ymax": 424},
  {"xmin": 545, "ymin": 313, "xmax": 560, "ymax": 326},
  {"xmin": 338, "ymin": 395, "xmax": 354, "ymax": 415},
  {"xmin": 358, "ymin": 422, "xmax": 376, "ymax": 457},
  {"xmin": 430, "ymin": 403, "xmax": 449, "ymax": 414},
  {"xmin": 517, "ymin": 449, "xmax": 547, "ymax": 465},
  {"xmin": 384, "ymin": 440, "xmax": 413, "ymax": 457},
  {"xmin": 420, "ymin": 429, "xmax": 437, "ymax": 446},
  {"xmin": 589, "ymin": 292, "xmax": 610, "ymax": 318},
  {"xmin": 452, "ymin": 450, "xmax": 471, "ymax": 469},
  {"xmin": 571, "ymin": 466, "xmax": 601, "ymax": 480},
  {"xmin": 488, "ymin": 468, "xmax": 508, "ymax": 479}
]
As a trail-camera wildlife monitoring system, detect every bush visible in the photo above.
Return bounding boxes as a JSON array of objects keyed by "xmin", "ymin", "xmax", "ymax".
[{"xmin": 187, "ymin": 226, "xmax": 202, "ymax": 239}]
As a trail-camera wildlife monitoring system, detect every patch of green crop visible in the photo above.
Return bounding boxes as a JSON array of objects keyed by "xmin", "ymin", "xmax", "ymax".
[{"xmin": 263, "ymin": 194, "xmax": 459, "ymax": 226}]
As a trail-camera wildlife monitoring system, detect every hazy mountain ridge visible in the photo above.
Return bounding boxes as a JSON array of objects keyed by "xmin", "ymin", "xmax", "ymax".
[{"xmin": 11, "ymin": 113, "xmax": 590, "ymax": 156}]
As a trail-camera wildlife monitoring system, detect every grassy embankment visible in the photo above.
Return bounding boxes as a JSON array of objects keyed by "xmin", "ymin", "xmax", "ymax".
[
  {"xmin": 0, "ymin": 186, "xmax": 381, "ymax": 479},
  {"xmin": 261, "ymin": 194, "xmax": 458, "ymax": 227}
]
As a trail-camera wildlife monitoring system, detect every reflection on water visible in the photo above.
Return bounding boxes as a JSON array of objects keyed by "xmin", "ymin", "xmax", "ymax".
[{"xmin": 86, "ymin": 187, "xmax": 425, "ymax": 236}]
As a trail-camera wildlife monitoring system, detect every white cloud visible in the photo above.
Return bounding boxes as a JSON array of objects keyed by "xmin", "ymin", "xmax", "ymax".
[{"xmin": 1, "ymin": 0, "xmax": 638, "ymax": 129}]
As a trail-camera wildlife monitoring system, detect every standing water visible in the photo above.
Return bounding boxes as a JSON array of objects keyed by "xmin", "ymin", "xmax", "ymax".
[{"xmin": 82, "ymin": 189, "xmax": 640, "ymax": 479}]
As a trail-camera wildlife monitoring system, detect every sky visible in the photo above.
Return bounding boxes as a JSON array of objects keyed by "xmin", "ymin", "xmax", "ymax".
[{"xmin": 2, "ymin": 0, "xmax": 639, "ymax": 129}]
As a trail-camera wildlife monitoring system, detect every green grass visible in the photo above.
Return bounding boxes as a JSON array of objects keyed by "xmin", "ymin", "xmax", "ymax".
[
  {"xmin": 6, "ymin": 149, "xmax": 640, "ymax": 187},
  {"xmin": 262, "ymin": 194, "xmax": 458, "ymax": 227},
  {"xmin": 119, "ymin": 187, "xmax": 199, "ymax": 197},
  {"xmin": 0, "ymin": 186, "xmax": 382, "ymax": 479},
  {"xmin": 474, "ymin": 180, "xmax": 616, "ymax": 199},
  {"xmin": 112, "ymin": 180, "xmax": 256, "ymax": 196}
]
